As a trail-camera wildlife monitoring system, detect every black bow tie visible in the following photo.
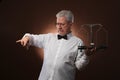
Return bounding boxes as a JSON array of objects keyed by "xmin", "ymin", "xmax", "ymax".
[{"xmin": 57, "ymin": 35, "xmax": 67, "ymax": 40}]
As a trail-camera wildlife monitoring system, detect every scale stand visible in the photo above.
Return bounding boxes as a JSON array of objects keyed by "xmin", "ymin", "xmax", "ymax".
[{"xmin": 78, "ymin": 24, "xmax": 108, "ymax": 56}]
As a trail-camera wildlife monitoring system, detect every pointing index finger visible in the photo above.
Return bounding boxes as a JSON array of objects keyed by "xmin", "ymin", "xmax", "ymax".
[{"xmin": 16, "ymin": 40, "xmax": 21, "ymax": 43}]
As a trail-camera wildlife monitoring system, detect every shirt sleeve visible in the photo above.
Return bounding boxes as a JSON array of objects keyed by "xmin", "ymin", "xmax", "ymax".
[
  {"xmin": 23, "ymin": 33, "xmax": 48, "ymax": 48},
  {"xmin": 75, "ymin": 41, "xmax": 89, "ymax": 70}
]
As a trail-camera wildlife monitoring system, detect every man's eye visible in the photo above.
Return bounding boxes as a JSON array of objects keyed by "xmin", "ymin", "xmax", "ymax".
[{"xmin": 61, "ymin": 24, "xmax": 64, "ymax": 26}]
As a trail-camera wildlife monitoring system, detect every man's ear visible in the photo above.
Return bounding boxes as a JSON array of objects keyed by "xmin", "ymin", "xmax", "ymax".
[{"xmin": 69, "ymin": 22, "xmax": 73, "ymax": 26}]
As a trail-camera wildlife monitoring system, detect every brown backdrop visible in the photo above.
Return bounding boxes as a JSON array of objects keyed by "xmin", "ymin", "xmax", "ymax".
[{"xmin": 1, "ymin": 0, "xmax": 120, "ymax": 80}]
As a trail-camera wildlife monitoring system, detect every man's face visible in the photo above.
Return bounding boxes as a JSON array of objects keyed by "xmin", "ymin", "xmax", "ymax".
[{"xmin": 56, "ymin": 17, "xmax": 72, "ymax": 36}]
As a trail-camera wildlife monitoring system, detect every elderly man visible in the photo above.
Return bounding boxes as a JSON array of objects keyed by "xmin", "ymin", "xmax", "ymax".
[{"xmin": 16, "ymin": 10, "xmax": 89, "ymax": 80}]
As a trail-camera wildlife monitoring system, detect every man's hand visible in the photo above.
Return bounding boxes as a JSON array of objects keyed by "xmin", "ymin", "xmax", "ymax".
[
  {"xmin": 16, "ymin": 36, "xmax": 30, "ymax": 47},
  {"xmin": 86, "ymin": 47, "xmax": 96, "ymax": 56}
]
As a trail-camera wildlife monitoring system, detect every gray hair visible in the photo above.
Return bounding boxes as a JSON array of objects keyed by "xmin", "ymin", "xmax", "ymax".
[{"xmin": 56, "ymin": 10, "xmax": 74, "ymax": 23}]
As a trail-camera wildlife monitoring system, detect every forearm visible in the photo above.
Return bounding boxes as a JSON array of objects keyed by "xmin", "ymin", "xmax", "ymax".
[
  {"xmin": 75, "ymin": 51, "xmax": 89, "ymax": 70},
  {"xmin": 23, "ymin": 33, "xmax": 47, "ymax": 48}
]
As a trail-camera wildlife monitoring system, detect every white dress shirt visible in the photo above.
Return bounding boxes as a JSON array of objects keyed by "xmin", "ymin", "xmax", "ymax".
[{"xmin": 24, "ymin": 33, "xmax": 89, "ymax": 80}]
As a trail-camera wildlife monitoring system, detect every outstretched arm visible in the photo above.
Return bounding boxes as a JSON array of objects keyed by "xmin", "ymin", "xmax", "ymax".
[{"xmin": 16, "ymin": 33, "xmax": 50, "ymax": 48}]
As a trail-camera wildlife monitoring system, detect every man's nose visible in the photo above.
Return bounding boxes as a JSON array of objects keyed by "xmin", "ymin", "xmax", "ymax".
[{"xmin": 58, "ymin": 25, "xmax": 62, "ymax": 29}]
